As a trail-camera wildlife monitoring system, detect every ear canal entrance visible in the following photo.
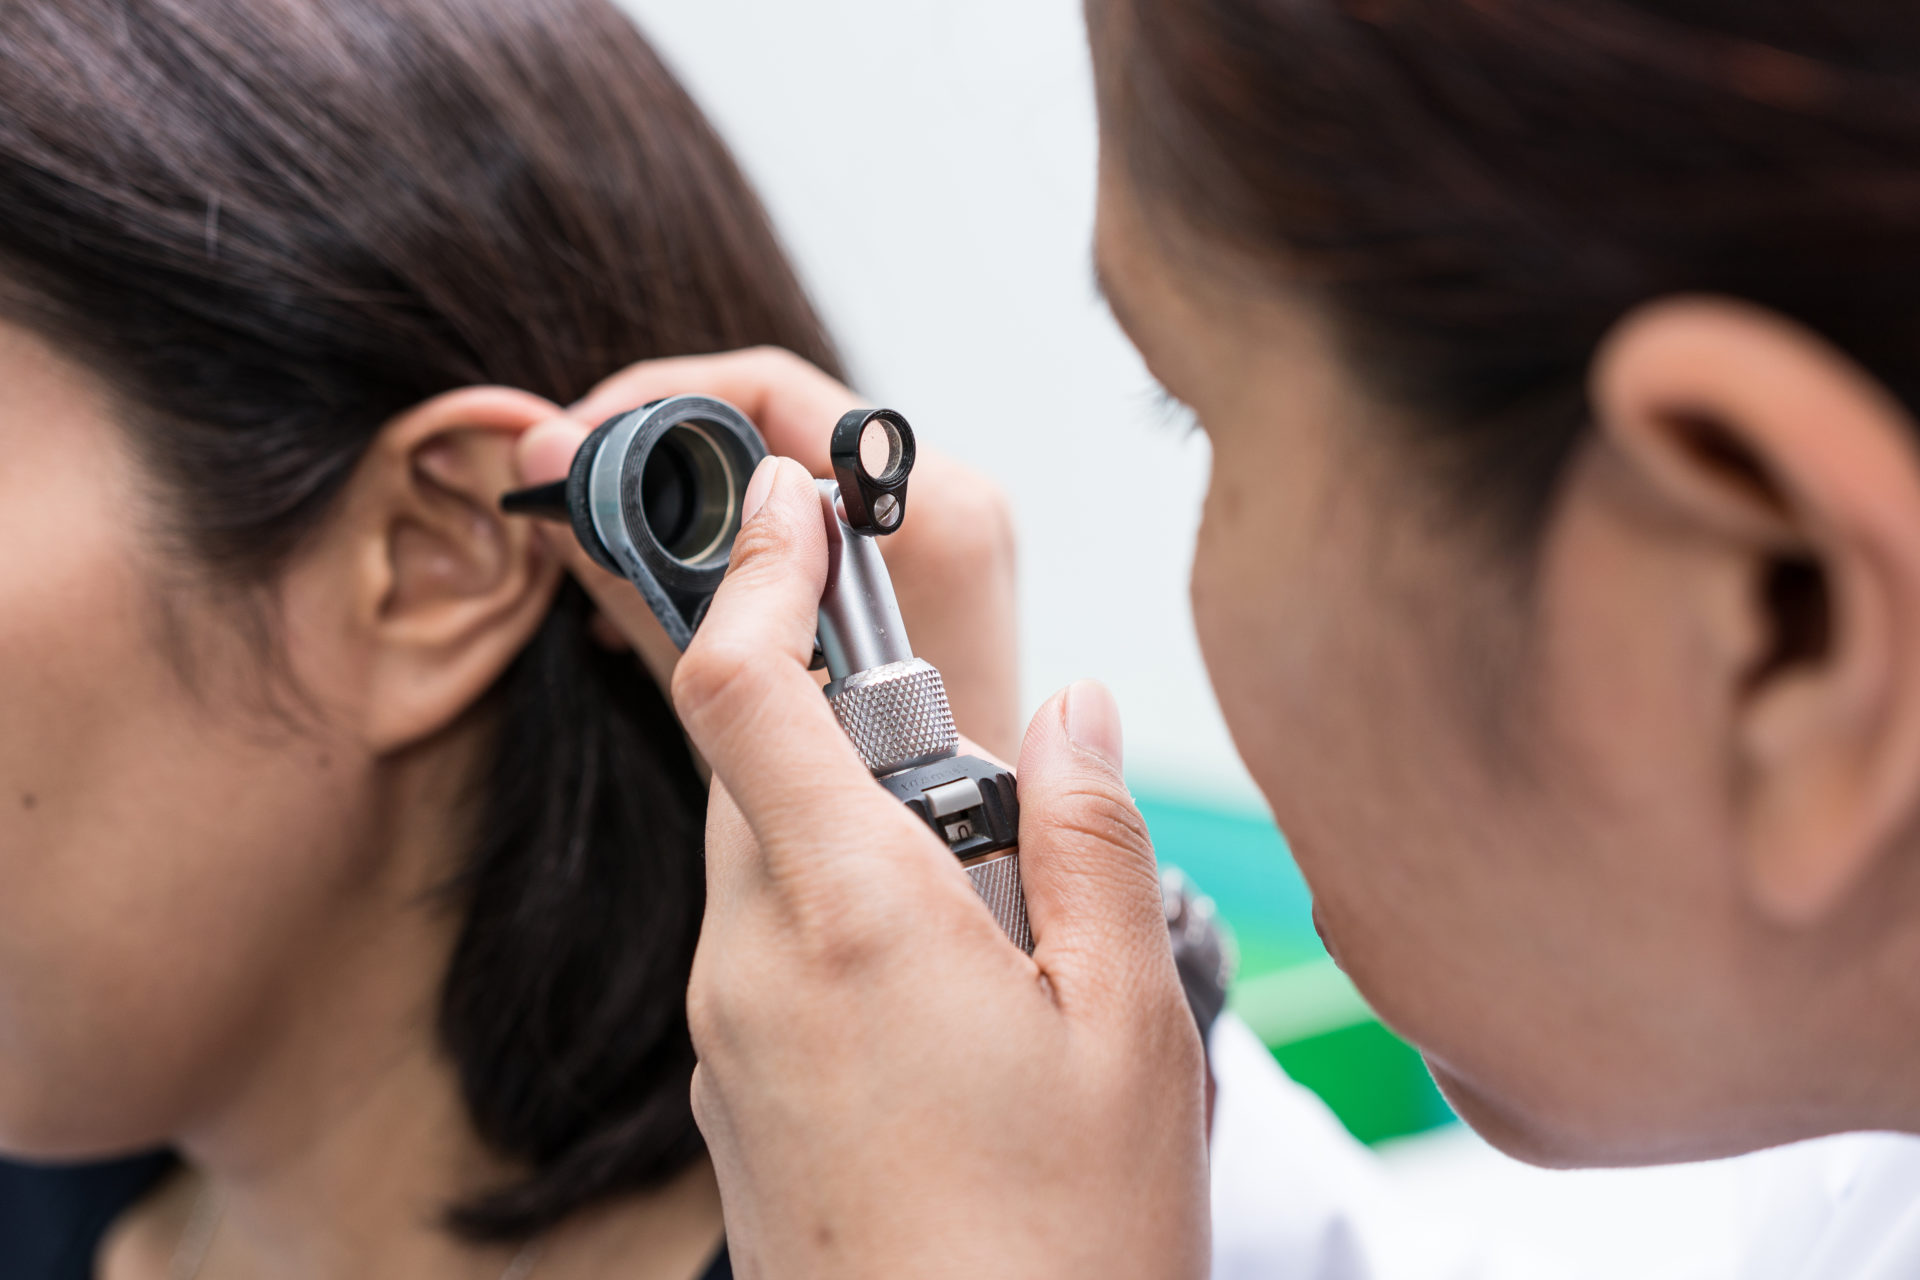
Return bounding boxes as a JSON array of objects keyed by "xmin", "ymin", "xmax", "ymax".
[
  {"xmin": 1660, "ymin": 411, "xmax": 1832, "ymax": 694},
  {"xmin": 1748, "ymin": 555, "xmax": 1832, "ymax": 693}
]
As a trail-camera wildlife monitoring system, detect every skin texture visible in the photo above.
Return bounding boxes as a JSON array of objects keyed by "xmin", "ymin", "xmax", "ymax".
[{"xmin": 0, "ymin": 318, "xmax": 750, "ymax": 1280}]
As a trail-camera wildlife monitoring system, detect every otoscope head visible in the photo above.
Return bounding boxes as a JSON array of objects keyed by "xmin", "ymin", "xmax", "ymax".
[
  {"xmin": 498, "ymin": 395, "xmax": 767, "ymax": 649},
  {"xmin": 500, "ymin": 397, "xmax": 923, "ymax": 655}
]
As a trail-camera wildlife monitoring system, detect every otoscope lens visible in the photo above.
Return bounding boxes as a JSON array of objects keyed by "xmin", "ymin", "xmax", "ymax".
[
  {"xmin": 858, "ymin": 416, "xmax": 904, "ymax": 483},
  {"xmin": 641, "ymin": 436, "xmax": 695, "ymax": 550},
  {"xmin": 640, "ymin": 422, "xmax": 738, "ymax": 565}
]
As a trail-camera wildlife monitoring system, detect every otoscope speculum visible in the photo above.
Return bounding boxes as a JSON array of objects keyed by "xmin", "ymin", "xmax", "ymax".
[{"xmin": 501, "ymin": 395, "xmax": 765, "ymax": 649}]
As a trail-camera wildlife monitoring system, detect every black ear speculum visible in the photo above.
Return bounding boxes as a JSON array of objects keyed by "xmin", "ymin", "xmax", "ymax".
[
  {"xmin": 499, "ymin": 395, "xmax": 767, "ymax": 650},
  {"xmin": 831, "ymin": 408, "xmax": 916, "ymax": 535}
]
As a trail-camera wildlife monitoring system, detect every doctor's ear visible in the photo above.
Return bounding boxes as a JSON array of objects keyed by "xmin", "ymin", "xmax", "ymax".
[
  {"xmin": 304, "ymin": 386, "xmax": 568, "ymax": 753},
  {"xmin": 1584, "ymin": 297, "xmax": 1920, "ymax": 926}
]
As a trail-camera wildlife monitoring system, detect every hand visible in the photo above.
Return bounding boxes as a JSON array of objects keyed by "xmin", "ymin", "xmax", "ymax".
[
  {"xmin": 672, "ymin": 458, "xmax": 1210, "ymax": 1279},
  {"xmin": 514, "ymin": 347, "xmax": 1022, "ymax": 761}
]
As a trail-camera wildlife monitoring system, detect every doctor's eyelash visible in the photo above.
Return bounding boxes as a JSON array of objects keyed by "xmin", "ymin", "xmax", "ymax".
[{"xmin": 1148, "ymin": 384, "xmax": 1201, "ymax": 437}]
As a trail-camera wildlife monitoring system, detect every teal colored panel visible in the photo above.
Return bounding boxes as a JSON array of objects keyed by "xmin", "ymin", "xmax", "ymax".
[
  {"xmin": 1229, "ymin": 958, "xmax": 1371, "ymax": 1045},
  {"xmin": 1138, "ymin": 789, "xmax": 1456, "ymax": 1145},
  {"xmin": 1271, "ymin": 1020, "xmax": 1456, "ymax": 1146},
  {"xmin": 1135, "ymin": 791, "xmax": 1322, "ymax": 978}
]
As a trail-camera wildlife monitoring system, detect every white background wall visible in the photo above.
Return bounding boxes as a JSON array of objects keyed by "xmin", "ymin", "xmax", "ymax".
[{"xmin": 620, "ymin": 0, "xmax": 1259, "ymax": 808}]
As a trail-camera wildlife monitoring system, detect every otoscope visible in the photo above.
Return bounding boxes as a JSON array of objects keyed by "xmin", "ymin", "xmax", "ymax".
[{"xmin": 500, "ymin": 396, "xmax": 1032, "ymax": 952}]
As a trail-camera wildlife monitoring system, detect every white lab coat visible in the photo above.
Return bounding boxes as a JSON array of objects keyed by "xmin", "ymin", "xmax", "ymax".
[
  {"xmin": 1205, "ymin": 1013, "xmax": 1920, "ymax": 1280},
  {"xmin": 1733, "ymin": 1131, "xmax": 1920, "ymax": 1279}
]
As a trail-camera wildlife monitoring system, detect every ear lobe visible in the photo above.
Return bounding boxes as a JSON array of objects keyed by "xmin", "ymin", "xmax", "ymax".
[
  {"xmin": 1592, "ymin": 297, "xmax": 1920, "ymax": 926},
  {"xmin": 355, "ymin": 386, "xmax": 567, "ymax": 752}
]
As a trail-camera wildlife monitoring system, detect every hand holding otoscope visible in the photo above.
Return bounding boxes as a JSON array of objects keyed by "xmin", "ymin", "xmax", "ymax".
[
  {"xmin": 502, "ymin": 393, "xmax": 1032, "ymax": 948},
  {"xmin": 503, "ymin": 350, "xmax": 1206, "ymax": 1278}
]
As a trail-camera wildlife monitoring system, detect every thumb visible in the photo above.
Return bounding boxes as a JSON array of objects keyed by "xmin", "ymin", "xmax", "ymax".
[
  {"xmin": 673, "ymin": 457, "xmax": 883, "ymax": 857},
  {"xmin": 1016, "ymin": 681, "xmax": 1171, "ymax": 996}
]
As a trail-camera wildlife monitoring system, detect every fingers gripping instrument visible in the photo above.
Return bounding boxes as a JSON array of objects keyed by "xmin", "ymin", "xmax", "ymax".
[
  {"xmin": 820, "ymin": 409, "xmax": 1032, "ymax": 952},
  {"xmin": 500, "ymin": 397, "xmax": 1033, "ymax": 952}
]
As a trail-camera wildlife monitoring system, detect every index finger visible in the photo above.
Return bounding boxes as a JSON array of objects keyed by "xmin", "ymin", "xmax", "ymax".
[
  {"xmin": 671, "ymin": 457, "xmax": 922, "ymax": 881},
  {"xmin": 569, "ymin": 347, "xmax": 858, "ymax": 475}
]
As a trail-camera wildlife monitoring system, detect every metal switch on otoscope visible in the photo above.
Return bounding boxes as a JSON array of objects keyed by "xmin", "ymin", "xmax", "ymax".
[{"xmin": 501, "ymin": 396, "xmax": 1034, "ymax": 953}]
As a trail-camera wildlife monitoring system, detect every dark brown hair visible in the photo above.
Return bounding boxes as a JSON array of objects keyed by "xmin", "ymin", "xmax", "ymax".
[
  {"xmin": 1111, "ymin": 0, "xmax": 1920, "ymax": 536},
  {"xmin": 0, "ymin": 0, "xmax": 840, "ymax": 1241}
]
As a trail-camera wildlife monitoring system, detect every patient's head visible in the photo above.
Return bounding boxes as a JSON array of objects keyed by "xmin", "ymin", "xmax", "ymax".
[{"xmin": 0, "ymin": 0, "xmax": 835, "ymax": 1239}]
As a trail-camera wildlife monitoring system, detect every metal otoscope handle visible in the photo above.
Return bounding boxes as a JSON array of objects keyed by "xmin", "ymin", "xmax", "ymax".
[{"xmin": 818, "ymin": 410, "xmax": 1033, "ymax": 953}]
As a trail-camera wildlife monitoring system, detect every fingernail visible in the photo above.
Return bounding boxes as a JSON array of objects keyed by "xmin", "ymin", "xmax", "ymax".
[
  {"xmin": 1064, "ymin": 680, "xmax": 1123, "ymax": 770},
  {"xmin": 741, "ymin": 456, "xmax": 780, "ymax": 523}
]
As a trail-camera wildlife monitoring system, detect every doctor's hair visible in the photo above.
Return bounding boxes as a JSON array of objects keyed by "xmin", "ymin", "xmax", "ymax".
[
  {"xmin": 0, "ymin": 0, "xmax": 839, "ymax": 1243},
  {"xmin": 1110, "ymin": 0, "xmax": 1920, "ymax": 541}
]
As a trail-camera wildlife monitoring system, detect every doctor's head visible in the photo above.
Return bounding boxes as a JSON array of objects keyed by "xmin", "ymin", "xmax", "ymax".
[{"xmin": 1091, "ymin": 0, "xmax": 1920, "ymax": 1166}]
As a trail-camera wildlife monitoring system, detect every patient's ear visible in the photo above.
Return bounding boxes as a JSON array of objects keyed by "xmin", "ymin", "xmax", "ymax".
[
  {"xmin": 316, "ymin": 386, "xmax": 565, "ymax": 753},
  {"xmin": 1588, "ymin": 297, "xmax": 1920, "ymax": 925}
]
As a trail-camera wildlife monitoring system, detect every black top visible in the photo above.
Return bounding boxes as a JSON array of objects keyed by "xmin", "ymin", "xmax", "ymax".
[{"xmin": 0, "ymin": 1155, "xmax": 731, "ymax": 1280}]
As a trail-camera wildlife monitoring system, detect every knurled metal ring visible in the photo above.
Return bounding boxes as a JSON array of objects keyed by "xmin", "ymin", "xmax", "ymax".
[{"xmin": 825, "ymin": 658, "xmax": 958, "ymax": 775}]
